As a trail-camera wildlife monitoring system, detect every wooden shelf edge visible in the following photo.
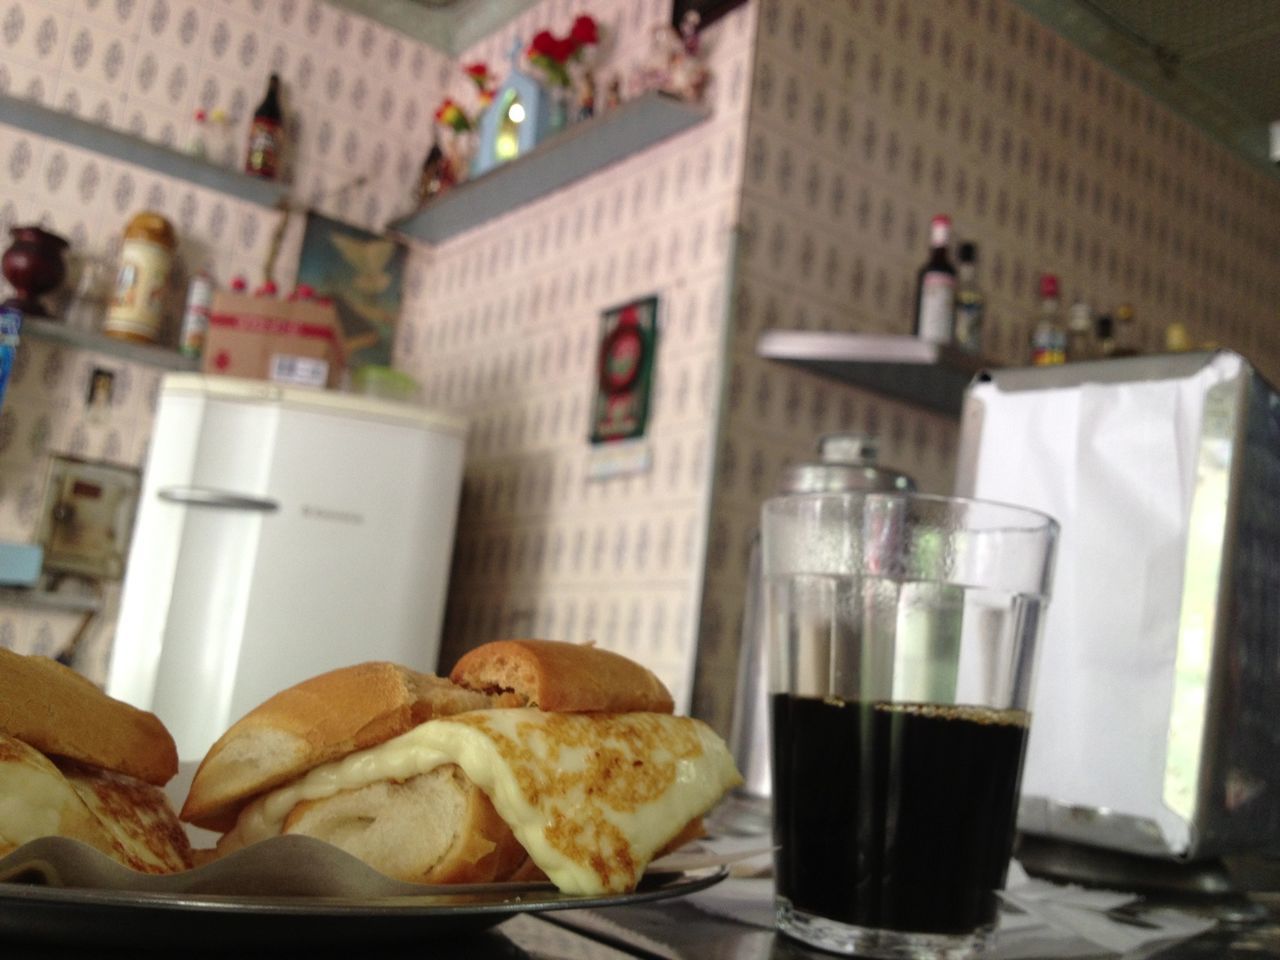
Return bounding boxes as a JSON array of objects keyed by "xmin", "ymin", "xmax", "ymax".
[{"xmin": 389, "ymin": 92, "xmax": 710, "ymax": 244}]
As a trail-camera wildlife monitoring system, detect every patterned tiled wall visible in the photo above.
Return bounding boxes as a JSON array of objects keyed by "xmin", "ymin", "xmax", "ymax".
[
  {"xmin": 4, "ymin": 0, "xmax": 1279, "ymax": 733},
  {"xmin": 689, "ymin": 0, "xmax": 1280, "ymax": 735},
  {"xmin": 0, "ymin": 0, "xmax": 453, "ymax": 681},
  {"xmin": 402, "ymin": 0, "xmax": 757, "ymax": 711}
]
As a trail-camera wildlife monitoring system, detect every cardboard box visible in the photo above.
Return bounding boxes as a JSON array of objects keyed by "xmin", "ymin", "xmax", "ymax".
[{"xmin": 203, "ymin": 292, "xmax": 344, "ymax": 389}]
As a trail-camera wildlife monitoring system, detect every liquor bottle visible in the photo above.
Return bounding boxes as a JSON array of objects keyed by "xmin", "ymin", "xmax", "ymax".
[
  {"xmin": 178, "ymin": 267, "xmax": 215, "ymax": 359},
  {"xmin": 1065, "ymin": 296, "xmax": 1092, "ymax": 362},
  {"xmin": 245, "ymin": 74, "xmax": 284, "ymax": 180},
  {"xmin": 1029, "ymin": 273, "xmax": 1066, "ymax": 365},
  {"xmin": 954, "ymin": 241, "xmax": 983, "ymax": 354},
  {"xmin": 1112, "ymin": 302, "xmax": 1138, "ymax": 357},
  {"xmin": 913, "ymin": 214, "xmax": 956, "ymax": 345},
  {"xmin": 1094, "ymin": 314, "xmax": 1116, "ymax": 358}
]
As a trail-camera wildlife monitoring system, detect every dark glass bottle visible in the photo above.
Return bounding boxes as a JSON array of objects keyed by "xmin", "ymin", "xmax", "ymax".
[
  {"xmin": 954, "ymin": 241, "xmax": 984, "ymax": 354},
  {"xmin": 913, "ymin": 215, "xmax": 955, "ymax": 345},
  {"xmin": 245, "ymin": 74, "xmax": 284, "ymax": 180}
]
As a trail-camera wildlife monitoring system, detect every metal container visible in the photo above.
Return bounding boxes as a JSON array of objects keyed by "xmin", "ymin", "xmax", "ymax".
[
  {"xmin": 720, "ymin": 434, "xmax": 915, "ymax": 833},
  {"xmin": 955, "ymin": 350, "xmax": 1280, "ymax": 884}
]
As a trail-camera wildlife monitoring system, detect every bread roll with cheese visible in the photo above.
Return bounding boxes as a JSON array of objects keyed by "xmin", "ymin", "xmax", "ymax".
[
  {"xmin": 183, "ymin": 641, "xmax": 741, "ymax": 893},
  {"xmin": 0, "ymin": 650, "xmax": 191, "ymax": 873},
  {"xmin": 449, "ymin": 638, "xmax": 675, "ymax": 713},
  {"xmin": 181, "ymin": 662, "xmax": 494, "ymax": 832}
]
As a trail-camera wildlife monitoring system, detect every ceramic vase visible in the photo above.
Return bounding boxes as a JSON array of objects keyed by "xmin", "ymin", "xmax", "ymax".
[{"xmin": 2, "ymin": 225, "xmax": 70, "ymax": 317}]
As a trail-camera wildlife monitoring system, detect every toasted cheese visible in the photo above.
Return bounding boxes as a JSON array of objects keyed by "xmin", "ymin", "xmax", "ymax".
[
  {"xmin": 0, "ymin": 735, "xmax": 74, "ymax": 847},
  {"xmin": 225, "ymin": 710, "xmax": 741, "ymax": 893},
  {"xmin": 60, "ymin": 761, "xmax": 193, "ymax": 873},
  {"xmin": 0, "ymin": 733, "xmax": 193, "ymax": 873}
]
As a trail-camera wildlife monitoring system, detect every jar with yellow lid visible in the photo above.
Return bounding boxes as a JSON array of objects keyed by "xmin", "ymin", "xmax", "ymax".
[{"xmin": 104, "ymin": 212, "xmax": 177, "ymax": 343}]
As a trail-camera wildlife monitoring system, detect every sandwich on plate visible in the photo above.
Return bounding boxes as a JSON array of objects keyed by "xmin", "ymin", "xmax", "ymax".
[
  {"xmin": 0, "ymin": 648, "xmax": 192, "ymax": 873},
  {"xmin": 181, "ymin": 639, "xmax": 741, "ymax": 894}
]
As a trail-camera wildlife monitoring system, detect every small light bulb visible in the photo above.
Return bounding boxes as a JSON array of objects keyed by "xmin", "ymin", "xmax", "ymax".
[{"xmin": 508, "ymin": 102, "xmax": 526, "ymax": 123}]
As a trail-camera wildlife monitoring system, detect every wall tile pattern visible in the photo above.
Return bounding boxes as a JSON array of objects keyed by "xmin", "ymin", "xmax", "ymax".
[{"xmin": 407, "ymin": 0, "xmax": 757, "ymax": 710}]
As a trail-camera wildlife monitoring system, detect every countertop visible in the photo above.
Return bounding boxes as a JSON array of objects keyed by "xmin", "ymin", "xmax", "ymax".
[{"xmin": 3, "ymin": 875, "xmax": 1277, "ymax": 959}]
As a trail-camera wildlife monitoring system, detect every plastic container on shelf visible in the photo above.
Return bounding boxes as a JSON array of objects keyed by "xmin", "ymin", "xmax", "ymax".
[{"xmin": 351, "ymin": 365, "xmax": 419, "ymax": 403}]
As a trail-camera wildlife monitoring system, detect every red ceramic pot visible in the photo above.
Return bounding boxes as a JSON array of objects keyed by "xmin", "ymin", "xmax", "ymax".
[{"xmin": 2, "ymin": 225, "xmax": 70, "ymax": 317}]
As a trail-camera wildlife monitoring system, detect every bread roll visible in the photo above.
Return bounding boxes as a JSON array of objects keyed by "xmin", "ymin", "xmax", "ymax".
[
  {"xmin": 182, "ymin": 662, "xmax": 494, "ymax": 831},
  {"xmin": 217, "ymin": 765, "xmax": 532, "ymax": 884},
  {"xmin": 0, "ymin": 648, "xmax": 176, "ymax": 786},
  {"xmin": 449, "ymin": 639, "xmax": 675, "ymax": 714}
]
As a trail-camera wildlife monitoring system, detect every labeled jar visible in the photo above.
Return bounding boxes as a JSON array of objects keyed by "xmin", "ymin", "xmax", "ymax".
[{"xmin": 104, "ymin": 212, "xmax": 177, "ymax": 343}]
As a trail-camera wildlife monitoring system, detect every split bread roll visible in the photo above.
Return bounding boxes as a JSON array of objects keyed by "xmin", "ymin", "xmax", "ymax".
[
  {"xmin": 0, "ymin": 650, "xmax": 191, "ymax": 873},
  {"xmin": 449, "ymin": 638, "xmax": 675, "ymax": 713},
  {"xmin": 183, "ymin": 640, "xmax": 741, "ymax": 893}
]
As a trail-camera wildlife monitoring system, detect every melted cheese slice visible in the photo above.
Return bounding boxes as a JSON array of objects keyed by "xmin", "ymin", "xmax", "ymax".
[
  {"xmin": 227, "ymin": 709, "xmax": 741, "ymax": 894},
  {"xmin": 0, "ymin": 734, "xmax": 74, "ymax": 847}
]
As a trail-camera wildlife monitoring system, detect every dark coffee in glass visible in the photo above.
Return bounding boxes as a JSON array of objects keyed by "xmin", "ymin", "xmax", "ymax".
[
  {"xmin": 761, "ymin": 493, "xmax": 1057, "ymax": 958},
  {"xmin": 772, "ymin": 694, "xmax": 1028, "ymax": 935}
]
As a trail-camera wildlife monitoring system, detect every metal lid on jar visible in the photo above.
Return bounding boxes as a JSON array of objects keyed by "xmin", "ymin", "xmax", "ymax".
[
  {"xmin": 123, "ymin": 212, "xmax": 176, "ymax": 250},
  {"xmin": 779, "ymin": 432, "xmax": 916, "ymax": 494}
]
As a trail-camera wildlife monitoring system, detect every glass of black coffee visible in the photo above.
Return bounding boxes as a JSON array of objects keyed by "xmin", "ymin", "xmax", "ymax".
[{"xmin": 762, "ymin": 492, "xmax": 1058, "ymax": 959}]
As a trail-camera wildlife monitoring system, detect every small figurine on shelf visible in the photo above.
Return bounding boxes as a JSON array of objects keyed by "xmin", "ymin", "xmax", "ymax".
[
  {"xmin": 413, "ymin": 142, "xmax": 453, "ymax": 208},
  {"xmin": 434, "ymin": 97, "xmax": 476, "ymax": 187},
  {"xmin": 604, "ymin": 75, "xmax": 623, "ymax": 110},
  {"xmin": 188, "ymin": 109, "xmax": 208, "ymax": 159},
  {"xmin": 575, "ymin": 70, "xmax": 596, "ymax": 123},
  {"xmin": 635, "ymin": 13, "xmax": 710, "ymax": 103},
  {"xmin": 680, "ymin": 10, "xmax": 702, "ymax": 56}
]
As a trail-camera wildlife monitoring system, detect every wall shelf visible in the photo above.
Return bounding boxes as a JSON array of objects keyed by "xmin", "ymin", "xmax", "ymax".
[
  {"xmin": 0, "ymin": 585, "xmax": 100, "ymax": 615},
  {"xmin": 756, "ymin": 330, "xmax": 996, "ymax": 417},
  {"xmin": 388, "ymin": 92, "xmax": 710, "ymax": 244},
  {"xmin": 20, "ymin": 316, "xmax": 198, "ymax": 372},
  {"xmin": 0, "ymin": 94, "xmax": 287, "ymax": 208}
]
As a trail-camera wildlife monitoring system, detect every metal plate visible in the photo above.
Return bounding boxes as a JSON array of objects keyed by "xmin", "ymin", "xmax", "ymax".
[{"xmin": 0, "ymin": 866, "xmax": 728, "ymax": 948}]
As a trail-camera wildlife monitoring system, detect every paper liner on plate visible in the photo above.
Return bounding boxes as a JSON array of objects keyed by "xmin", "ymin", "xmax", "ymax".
[{"xmin": 0, "ymin": 834, "xmax": 772, "ymax": 898}]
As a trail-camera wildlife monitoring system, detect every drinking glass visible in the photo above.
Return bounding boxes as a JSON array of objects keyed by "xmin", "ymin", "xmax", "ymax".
[{"xmin": 763, "ymin": 492, "xmax": 1058, "ymax": 959}]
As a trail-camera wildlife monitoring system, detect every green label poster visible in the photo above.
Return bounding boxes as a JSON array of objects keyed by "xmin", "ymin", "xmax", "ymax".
[{"xmin": 590, "ymin": 296, "xmax": 659, "ymax": 444}]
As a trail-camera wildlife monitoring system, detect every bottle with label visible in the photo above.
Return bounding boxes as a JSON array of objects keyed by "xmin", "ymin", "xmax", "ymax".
[
  {"xmin": 1029, "ymin": 273, "xmax": 1066, "ymax": 365},
  {"xmin": 245, "ymin": 74, "xmax": 284, "ymax": 180},
  {"xmin": 103, "ymin": 212, "xmax": 177, "ymax": 343},
  {"xmin": 1066, "ymin": 296, "xmax": 1092, "ymax": 362},
  {"xmin": 1112, "ymin": 302, "xmax": 1139, "ymax": 357},
  {"xmin": 178, "ymin": 268, "xmax": 215, "ymax": 358},
  {"xmin": 1095, "ymin": 314, "xmax": 1116, "ymax": 358},
  {"xmin": 913, "ymin": 214, "xmax": 956, "ymax": 345},
  {"xmin": 954, "ymin": 241, "xmax": 983, "ymax": 354}
]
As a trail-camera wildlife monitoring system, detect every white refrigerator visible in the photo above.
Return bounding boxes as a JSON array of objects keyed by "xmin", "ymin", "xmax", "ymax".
[{"xmin": 107, "ymin": 374, "xmax": 466, "ymax": 761}]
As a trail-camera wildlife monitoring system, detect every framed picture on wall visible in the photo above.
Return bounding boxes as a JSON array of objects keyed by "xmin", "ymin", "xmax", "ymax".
[
  {"xmin": 295, "ymin": 212, "xmax": 408, "ymax": 372},
  {"xmin": 590, "ymin": 296, "xmax": 659, "ymax": 446},
  {"xmin": 671, "ymin": 0, "xmax": 748, "ymax": 31}
]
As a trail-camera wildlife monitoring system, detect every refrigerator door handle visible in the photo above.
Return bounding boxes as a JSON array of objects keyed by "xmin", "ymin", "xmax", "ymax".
[{"xmin": 157, "ymin": 486, "xmax": 280, "ymax": 512}]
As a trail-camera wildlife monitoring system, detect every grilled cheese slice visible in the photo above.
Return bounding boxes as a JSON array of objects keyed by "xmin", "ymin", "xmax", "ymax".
[
  {"xmin": 0, "ymin": 733, "xmax": 192, "ymax": 873},
  {"xmin": 218, "ymin": 709, "xmax": 740, "ymax": 894}
]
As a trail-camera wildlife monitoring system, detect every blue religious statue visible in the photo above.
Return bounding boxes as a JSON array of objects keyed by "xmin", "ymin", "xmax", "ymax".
[{"xmin": 472, "ymin": 39, "xmax": 565, "ymax": 178}]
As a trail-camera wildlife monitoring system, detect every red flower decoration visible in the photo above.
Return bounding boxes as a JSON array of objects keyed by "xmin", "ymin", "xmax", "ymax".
[
  {"xmin": 570, "ymin": 15, "xmax": 598, "ymax": 47},
  {"xmin": 530, "ymin": 30, "xmax": 559, "ymax": 59}
]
